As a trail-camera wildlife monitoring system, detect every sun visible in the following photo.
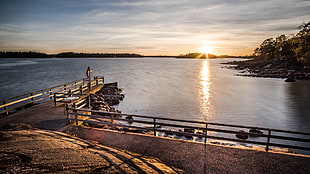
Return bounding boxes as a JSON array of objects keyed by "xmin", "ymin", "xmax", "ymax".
[{"xmin": 199, "ymin": 45, "xmax": 213, "ymax": 55}]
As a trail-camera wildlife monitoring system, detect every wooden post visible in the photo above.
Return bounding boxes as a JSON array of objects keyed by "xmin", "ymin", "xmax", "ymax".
[
  {"xmin": 96, "ymin": 78, "xmax": 99, "ymax": 86},
  {"xmin": 153, "ymin": 118, "xmax": 157, "ymax": 136},
  {"xmin": 65, "ymin": 104, "xmax": 70, "ymax": 124},
  {"xmin": 87, "ymin": 95, "xmax": 91, "ymax": 108},
  {"xmin": 110, "ymin": 114, "xmax": 115, "ymax": 129},
  {"xmin": 53, "ymin": 93, "xmax": 57, "ymax": 106},
  {"xmin": 73, "ymin": 103, "xmax": 78, "ymax": 126},
  {"xmin": 49, "ymin": 89, "xmax": 52, "ymax": 100},
  {"xmin": 266, "ymin": 130, "xmax": 271, "ymax": 152},
  {"xmin": 74, "ymin": 81, "xmax": 77, "ymax": 89},
  {"xmin": 88, "ymin": 81, "xmax": 92, "ymax": 91},
  {"xmin": 80, "ymin": 86, "xmax": 83, "ymax": 95}
]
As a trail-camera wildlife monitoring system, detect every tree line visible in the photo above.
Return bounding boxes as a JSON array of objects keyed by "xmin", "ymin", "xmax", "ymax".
[
  {"xmin": 0, "ymin": 51, "xmax": 142, "ymax": 58},
  {"xmin": 177, "ymin": 52, "xmax": 253, "ymax": 59},
  {"xmin": 253, "ymin": 21, "xmax": 310, "ymax": 67}
]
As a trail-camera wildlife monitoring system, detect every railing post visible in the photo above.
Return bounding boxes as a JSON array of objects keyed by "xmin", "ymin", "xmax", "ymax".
[
  {"xmin": 49, "ymin": 89, "xmax": 53, "ymax": 100},
  {"xmin": 205, "ymin": 123, "xmax": 208, "ymax": 144},
  {"xmin": 96, "ymin": 78, "xmax": 99, "ymax": 86},
  {"xmin": 65, "ymin": 104, "xmax": 70, "ymax": 124},
  {"xmin": 73, "ymin": 103, "xmax": 78, "ymax": 126},
  {"xmin": 53, "ymin": 93, "xmax": 57, "ymax": 106},
  {"xmin": 266, "ymin": 130, "xmax": 271, "ymax": 152},
  {"xmin": 87, "ymin": 95, "xmax": 91, "ymax": 108},
  {"xmin": 204, "ymin": 123, "xmax": 208, "ymax": 174},
  {"xmin": 30, "ymin": 92, "xmax": 34, "ymax": 104},
  {"xmin": 3, "ymin": 101, "xmax": 8, "ymax": 116},
  {"xmin": 64, "ymin": 84, "xmax": 67, "ymax": 92},
  {"xmin": 74, "ymin": 81, "xmax": 77, "ymax": 89},
  {"xmin": 68, "ymin": 89, "xmax": 72, "ymax": 97},
  {"xmin": 80, "ymin": 86, "xmax": 83, "ymax": 95},
  {"xmin": 153, "ymin": 118, "xmax": 157, "ymax": 136},
  {"xmin": 88, "ymin": 81, "xmax": 92, "ymax": 91}
]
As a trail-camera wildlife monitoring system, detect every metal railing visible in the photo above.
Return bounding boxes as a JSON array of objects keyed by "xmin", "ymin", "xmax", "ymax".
[
  {"xmin": 66, "ymin": 106, "xmax": 310, "ymax": 154},
  {"xmin": 0, "ymin": 76, "xmax": 104, "ymax": 115}
]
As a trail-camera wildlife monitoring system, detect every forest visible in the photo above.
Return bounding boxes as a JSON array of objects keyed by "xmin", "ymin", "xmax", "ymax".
[
  {"xmin": 231, "ymin": 21, "xmax": 310, "ymax": 80},
  {"xmin": 253, "ymin": 21, "xmax": 309, "ymax": 66}
]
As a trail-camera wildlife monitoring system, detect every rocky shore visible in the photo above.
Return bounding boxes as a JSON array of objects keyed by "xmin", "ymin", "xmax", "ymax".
[
  {"xmin": 225, "ymin": 58, "xmax": 310, "ymax": 80},
  {"xmin": 89, "ymin": 82, "xmax": 124, "ymax": 113}
]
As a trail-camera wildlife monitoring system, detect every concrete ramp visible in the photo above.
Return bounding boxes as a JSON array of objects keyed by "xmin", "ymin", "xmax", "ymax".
[
  {"xmin": 70, "ymin": 126, "xmax": 310, "ymax": 174},
  {"xmin": 0, "ymin": 129, "xmax": 182, "ymax": 173}
]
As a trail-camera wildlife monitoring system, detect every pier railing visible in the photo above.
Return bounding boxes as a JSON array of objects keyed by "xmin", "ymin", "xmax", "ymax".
[
  {"xmin": 0, "ymin": 77, "xmax": 104, "ymax": 116},
  {"xmin": 53, "ymin": 77, "xmax": 104, "ymax": 106},
  {"xmin": 66, "ymin": 107, "xmax": 310, "ymax": 154}
]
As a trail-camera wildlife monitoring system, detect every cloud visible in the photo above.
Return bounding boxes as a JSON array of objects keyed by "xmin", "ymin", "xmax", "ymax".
[{"xmin": 0, "ymin": 0, "xmax": 309, "ymax": 55}]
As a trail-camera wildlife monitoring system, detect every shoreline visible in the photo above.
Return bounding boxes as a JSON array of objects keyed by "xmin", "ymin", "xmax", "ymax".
[{"xmin": 224, "ymin": 58, "xmax": 310, "ymax": 80}]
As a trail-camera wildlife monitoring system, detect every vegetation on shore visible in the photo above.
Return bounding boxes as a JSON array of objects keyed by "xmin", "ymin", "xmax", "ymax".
[
  {"xmin": 176, "ymin": 52, "xmax": 253, "ymax": 59},
  {"xmin": 229, "ymin": 21, "xmax": 310, "ymax": 80}
]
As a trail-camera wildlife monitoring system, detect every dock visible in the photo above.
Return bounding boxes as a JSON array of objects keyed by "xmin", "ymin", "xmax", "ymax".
[{"xmin": 1, "ymin": 68, "xmax": 310, "ymax": 173}]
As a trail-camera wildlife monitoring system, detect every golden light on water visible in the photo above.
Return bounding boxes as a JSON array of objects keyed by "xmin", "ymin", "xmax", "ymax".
[{"xmin": 199, "ymin": 60, "xmax": 213, "ymax": 120}]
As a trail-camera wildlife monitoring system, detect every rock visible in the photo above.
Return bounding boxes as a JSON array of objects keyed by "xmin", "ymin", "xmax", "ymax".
[
  {"xmin": 184, "ymin": 128, "xmax": 195, "ymax": 133},
  {"xmin": 249, "ymin": 129, "xmax": 263, "ymax": 137},
  {"xmin": 236, "ymin": 130, "xmax": 249, "ymax": 139},
  {"xmin": 285, "ymin": 77, "xmax": 296, "ymax": 82},
  {"xmin": 125, "ymin": 116, "xmax": 133, "ymax": 124}
]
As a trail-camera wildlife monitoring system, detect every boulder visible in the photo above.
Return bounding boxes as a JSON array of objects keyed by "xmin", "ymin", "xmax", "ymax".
[
  {"xmin": 249, "ymin": 129, "xmax": 263, "ymax": 137},
  {"xmin": 236, "ymin": 130, "xmax": 249, "ymax": 139}
]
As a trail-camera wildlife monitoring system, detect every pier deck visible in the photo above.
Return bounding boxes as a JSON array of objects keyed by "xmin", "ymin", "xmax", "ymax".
[{"xmin": 0, "ymin": 100, "xmax": 66, "ymax": 130}]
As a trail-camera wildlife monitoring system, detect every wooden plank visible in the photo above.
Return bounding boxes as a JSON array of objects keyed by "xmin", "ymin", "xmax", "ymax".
[
  {"xmin": 0, "ymin": 78, "xmax": 86, "ymax": 103},
  {"xmin": 75, "ymin": 99, "xmax": 86, "ymax": 106},
  {"xmin": 0, "ymin": 93, "xmax": 43, "ymax": 108},
  {"xmin": 76, "ymin": 103, "xmax": 87, "ymax": 109}
]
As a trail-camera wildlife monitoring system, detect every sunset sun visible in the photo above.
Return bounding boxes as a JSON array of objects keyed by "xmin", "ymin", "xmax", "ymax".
[{"xmin": 199, "ymin": 45, "xmax": 213, "ymax": 54}]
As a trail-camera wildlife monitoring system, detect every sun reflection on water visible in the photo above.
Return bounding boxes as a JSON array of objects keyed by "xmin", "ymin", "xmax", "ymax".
[{"xmin": 199, "ymin": 60, "xmax": 213, "ymax": 120}]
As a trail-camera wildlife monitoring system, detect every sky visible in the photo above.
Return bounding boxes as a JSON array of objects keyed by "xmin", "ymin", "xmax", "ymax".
[{"xmin": 0, "ymin": 0, "xmax": 309, "ymax": 56}]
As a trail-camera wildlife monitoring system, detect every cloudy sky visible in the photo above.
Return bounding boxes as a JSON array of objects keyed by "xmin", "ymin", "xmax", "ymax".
[{"xmin": 0, "ymin": 0, "xmax": 309, "ymax": 56}]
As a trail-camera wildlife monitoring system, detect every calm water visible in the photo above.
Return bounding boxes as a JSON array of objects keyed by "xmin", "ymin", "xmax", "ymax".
[{"xmin": 0, "ymin": 58, "xmax": 310, "ymax": 139}]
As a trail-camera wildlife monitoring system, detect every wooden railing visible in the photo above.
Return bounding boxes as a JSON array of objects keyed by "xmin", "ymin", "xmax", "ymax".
[
  {"xmin": 66, "ymin": 107, "xmax": 310, "ymax": 154},
  {"xmin": 53, "ymin": 77, "xmax": 104, "ymax": 106},
  {"xmin": 0, "ymin": 76, "xmax": 104, "ymax": 115}
]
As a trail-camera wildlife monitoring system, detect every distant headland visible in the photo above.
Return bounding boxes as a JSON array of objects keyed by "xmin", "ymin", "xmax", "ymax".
[
  {"xmin": 0, "ymin": 51, "xmax": 143, "ymax": 58},
  {"xmin": 0, "ymin": 51, "xmax": 251, "ymax": 59}
]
